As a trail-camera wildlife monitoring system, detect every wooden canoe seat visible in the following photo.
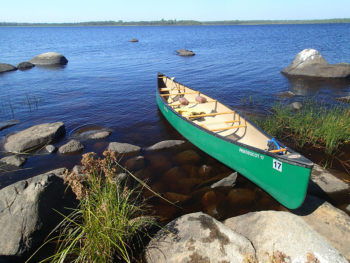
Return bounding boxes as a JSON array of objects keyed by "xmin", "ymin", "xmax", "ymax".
[
  {"xmin": 160, "ymin": 92, "xmax": 199, "ymax": 97},
  {"xmin": 169, "ymin": 99, "xmax": 217, "ymax": 106}
]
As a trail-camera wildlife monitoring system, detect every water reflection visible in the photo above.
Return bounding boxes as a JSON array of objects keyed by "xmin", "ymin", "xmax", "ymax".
[{"xmin": 284, "ymin": 75, "xmax": 350, "ymax": 97}]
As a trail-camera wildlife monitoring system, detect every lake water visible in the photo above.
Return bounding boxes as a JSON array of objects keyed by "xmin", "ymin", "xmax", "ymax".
[{"xmin": 1, "ymin": 24, "xmax": 350, "ymax": 194}]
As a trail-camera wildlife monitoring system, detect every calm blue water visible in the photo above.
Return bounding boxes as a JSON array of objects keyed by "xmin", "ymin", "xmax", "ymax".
[{"xmin": 1, "ymin": 24, "xmax": 350, "ymax": 184}]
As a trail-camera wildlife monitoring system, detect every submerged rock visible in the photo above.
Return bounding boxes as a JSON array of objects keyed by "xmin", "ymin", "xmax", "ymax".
[
  {"xmin": 176, "ymin": 49, "xmax": 195, "ymax": 56},
  {"xmin": 17, "ymin": 62, "xmax": 35, "ymax": 70},
  {"xmin": 0, "ymin": 63, "xmax": 17, "ymax": 73},
  {"xmin": 29, "ymin": 52, "xmax": 68, "ymax": 66},
  {"xmin": 0, "ymin": 120, "xmax": 19, "ymax": 131},
  {"xmin": 4, "ymin": 122, "xmax": 65, "ymax": 153},
  {"xmin": 211, "ymin": 172, "xmax": 237, "ymax": 188},
  {"xmin": 173, "ymin": 149, "xmax": 201, "ymax": 164},
  {"xmin": 0, "ymin": 155, "xmax": 27, "ymax": 167},
  {"xmin": 224, "ymin": 210, "xmax": 348, "ymax": 262},
  {"xmin": 145, "ymin": 140, "xmax": 186, "ymax": 152},
  {"xmin": 107, "ymin": 142, "xmax": 141, "ymax": 157},
  {"xmin": 145, "ymin": 212, "xmax": 256, "ymax": 263},
  {"xmin": 282, "ymin": 48, "xmax": 350, "ymax": 78}
]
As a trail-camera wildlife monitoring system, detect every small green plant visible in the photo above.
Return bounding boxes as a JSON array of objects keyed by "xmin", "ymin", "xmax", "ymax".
[
  {"xmin": 257, "ymin": 100, "xmax": 350, "ymax": 155},
  {"xmin": 29, "ymin": 150, "xmax": 156, "ymax": 263}
]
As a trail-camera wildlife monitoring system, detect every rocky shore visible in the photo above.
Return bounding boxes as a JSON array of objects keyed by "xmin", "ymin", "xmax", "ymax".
[{"xmin": 0, "ymin": 121, "xmax": 350, "ymax": 262}]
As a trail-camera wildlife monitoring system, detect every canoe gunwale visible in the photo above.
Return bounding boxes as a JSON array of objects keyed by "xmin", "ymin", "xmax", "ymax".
[{"xmin": 157, "ymin": 73, "xmax": 313, "ymax": 169}]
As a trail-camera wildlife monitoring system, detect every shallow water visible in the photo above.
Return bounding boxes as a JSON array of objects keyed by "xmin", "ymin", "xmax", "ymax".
[{"xmin": 1, "ymin": 25, "xmax": 350, "ymax": 212}]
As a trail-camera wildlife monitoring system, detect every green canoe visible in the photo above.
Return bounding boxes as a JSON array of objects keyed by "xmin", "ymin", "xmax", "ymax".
[{"xmin": 157, "ymin": 73, "xmax": 313, "ymax": 209}]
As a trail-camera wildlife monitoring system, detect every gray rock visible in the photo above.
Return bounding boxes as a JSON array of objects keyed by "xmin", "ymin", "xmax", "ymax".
[
  {"xmin": 58, "ymin": 139, "xmax": 84, "ymax": 154},
  {"xmin": 145, "ymin": 140, "xmax": 186, "ymax": 152},
  {"xmin": 176, "ymin": 49, "xmax": 195, "ymax": 56},
  {"xmin": 336, "ymin": 95, "xmax": 350, "ymax": 103},
  {"xmin": 282, "ymin": 48, "xmax": 350, "ymax": 78},
  {"xmin": 290, "ymin": 101, "xmax": 302, "ymax": 110},
  {"xmin": 107, "ymin": 142, "xmax": 141, "ymax": 157},
  {"xmin": 29, "ymin": 52, "xmax": 68, "ymax": 66},
  {"xmin": 309, "ymin": 164, "xmax": 350, "ymax": 196},
  {"xmin": 0, "ymin": 63, "xmax": 17, "ymax": 73},
  {"xmin": 145, "ymin": 212, "xmax": 256, "ymax": 263},
  {"xmin": 0, "ymin": 120, "xmax": 19, "ymax": 131},
  {"xmin": 4, "ymin": 122, "xmax": 65, "ymax": 153},
  {"xmin": 211, "ymin": 172, "xmax": 237, "ymax": 188},
  {"xmin": 224, "ymin": 210, "xmax": 347, "ymax": 263},
  {"xmin": 0, "ymin": 171, "xmax": 76, "ymax": 259},
  {"xmin": 294, "ymin": 195, "xmax": 350, "ymax": 261},
  {"xmin": 17, "ymin": 62, "xmax": 35, "ymax": 70},
  {"xmin": 45, "ymin": 144, "xmax": 56, "ymax": 153},
  {"xmin": 129, "ymin": 38, "xmax": 139, "ymax": 42},
  {"xmin": 0, "ymin": 155, "xmax": 27, "ymax": 167},
  {"xmin": 82, "ymin": 130, "xmax": 111, "ymax": 140},
  {"xmin": 345, "ymin": 204, "xmax": 350, "ymax": 214},
  {"xmin": 42, "ymin": 167, "xmax": 67, "ymax": 178}
]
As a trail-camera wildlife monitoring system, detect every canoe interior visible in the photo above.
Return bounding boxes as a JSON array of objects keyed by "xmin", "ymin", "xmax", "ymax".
[{"xmin": 158, "ymin": 75, "xmax": 274, "ymax": 151}]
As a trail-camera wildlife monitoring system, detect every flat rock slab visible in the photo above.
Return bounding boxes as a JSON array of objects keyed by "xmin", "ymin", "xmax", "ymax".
[
  {"xmin": 107, "ymin": 142, "xmax": 141, "ymax": 157},
  {"xmin": 0, "ymin": 155, "xmax": 27, "ymax": 167},
  {"xmin": 145, "ymin": 140, "xmax": 186, "ymax": 152},
  {"xmin": 58, "ymin": 139, "xmax": 84, "ymax": 154},
  {"xmin": 145, "ymin": 212, "xmax": 256, "ymax": 263},
  {"xmin": 309, "ymin": 164, "xmax": 350, "ymax": 196},
  {"xmin": 4, "ymin": 122, "xmax": 65, "ymax": 153},
  {"xmin": 29, "ymin": 52, "xmax": 68, "ymax": 66},
  {"xmin": 224, "ymin": 210, "xmax": 347, "ymax": 262},
  {"xmin": 294, "ymin": 195, "xmax": 350, "ymax": 261},
  {"xmin": 0, "ymin": 120, "xmax": 19, "ymax": 131},
  {"xmin": 0, "ymin": 63, "xmax": 17, "ymax": 73}
]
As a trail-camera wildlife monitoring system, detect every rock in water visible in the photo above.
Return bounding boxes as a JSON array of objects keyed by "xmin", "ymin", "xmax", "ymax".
[
  {"xmin": 145, "ymin": 140, "xmax": 186, "ymax": 152},
  {"xmin": 282, "ymin": 48, "xmax": 350, "ymax": 78},
  {"xmin": 4, "ymin": 122, "xmax": 65, "ymax": 153},
  {"xmin": 0, "ymin": 63, "xmax": 17, "ymax": 73},
  {"xmin": 129, "ymin": 38, "xmax": 139, "ymax": 42},
  {"xmin": 176, "ymin": 49, "xmax": 195, "ymax": 56},
  {"xmin": 0, "ymin": 155, "xmax": 27, "ymax": 167},
  {"xmin": 58, "ymin": 139, "xmax": 84, "ymax": 154},
  {"xmin": 17, "ymin": 62, "xmax": 35, "ymax": 70},
  {"xmin": 107, "ymin": 142, "xmax": 141, "ymax": 156},
  {"xmin": 29, "ymin": 52, "xmax": 68, "ymax": 66},
  {"xmin": 145, "ymin": 212, "xmax": 256, "ymax": 263},
  {"xmin": 0, "ymin": 120, "xmax": 19, "ymax": 131}
]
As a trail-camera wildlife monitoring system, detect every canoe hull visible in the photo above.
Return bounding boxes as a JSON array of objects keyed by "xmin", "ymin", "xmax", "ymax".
[{"xmin": 157, "ymin": 94, "xmax": 311, "ymax": 209}]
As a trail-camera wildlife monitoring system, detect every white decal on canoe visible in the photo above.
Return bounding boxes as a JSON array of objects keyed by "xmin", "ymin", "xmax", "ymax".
[
  {"xmin": 272, "ymin": 159, "xmax": 282, "ymax": 172},
  {"xmin": 239, "ymin": 148, "xmax": 260, "ymax": 159}
]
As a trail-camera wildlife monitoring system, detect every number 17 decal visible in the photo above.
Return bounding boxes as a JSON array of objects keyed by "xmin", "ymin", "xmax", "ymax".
[{"xmin": 273, "ymin": 159, "xmax": 282, "ymax": 172}]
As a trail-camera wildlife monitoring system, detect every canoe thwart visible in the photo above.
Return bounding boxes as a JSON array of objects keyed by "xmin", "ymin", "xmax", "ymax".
[
  {"xmin": 269, "ymin": 148, "xmax": 288, "ymax": 154},
  {"xmin": 160, "ymin": 92, "xmax": 200, "ymax": 97}
]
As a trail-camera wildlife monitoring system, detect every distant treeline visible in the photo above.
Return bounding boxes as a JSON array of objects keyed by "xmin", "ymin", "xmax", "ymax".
[{"xmin": 1, "ymin": 18, "xmax": 350, "ymax": 27}]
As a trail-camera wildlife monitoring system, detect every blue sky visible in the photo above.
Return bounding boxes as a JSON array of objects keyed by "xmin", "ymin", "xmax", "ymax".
[{"xmin": 2, "ymin": 0, "xmax": 350, "ymax": 23}]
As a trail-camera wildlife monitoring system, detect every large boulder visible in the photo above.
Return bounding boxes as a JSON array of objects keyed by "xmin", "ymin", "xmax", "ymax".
[
  {"xmin": 282, "ymin": 49, "xmax": 350, "ymax": 78},
  {"xmin": 3, "ymin": 122, "xmax": 65, "ymax": 153},
  {"xmin": 29, "ymin": 52, "xmax": 68, "ymax": 66},
  {"xmin": 294, "ymin": 195, "xmax": 350, "ymax": 261},
  {"xmin": 0, "ymin": 170, "xmax": 76, "ymax": 260},
  {"xmin": 224, "ymin": 210, "xmax": 347, "ymax": 262},
  {"xmin": 0, "ymin": 63, "xmax": 17, "ymax": 73},
  {"xmin": 145, "ymin": 212, "xmax": 256, "ymax": 263}
]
